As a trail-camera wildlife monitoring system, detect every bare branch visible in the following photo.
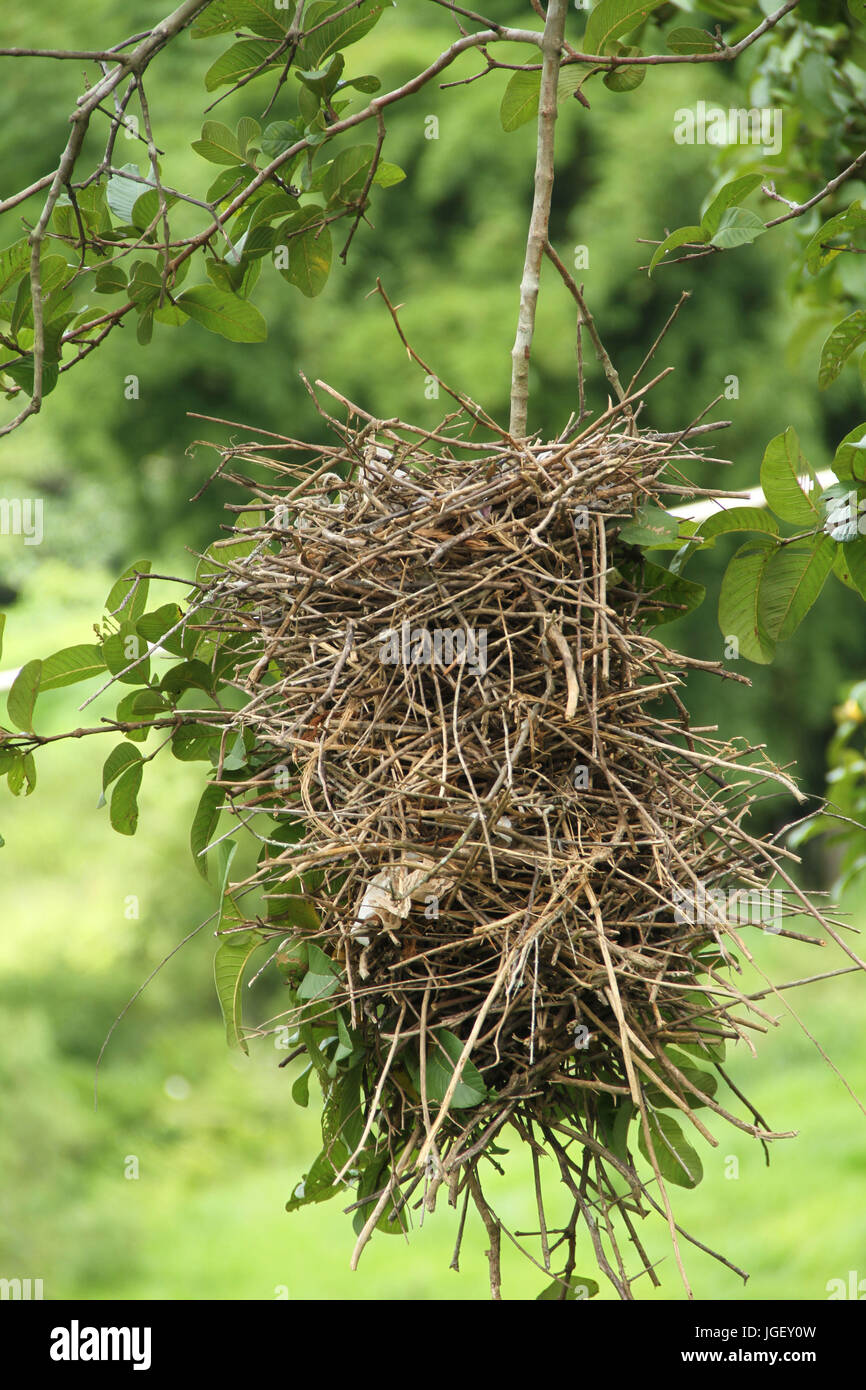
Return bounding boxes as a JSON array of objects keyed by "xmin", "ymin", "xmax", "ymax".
[
  {"xmin": 542, "ymin": 239, "xmax": 629, "ymax": 415},
  {"xmin": 509, "ymin": 0, "xmax": 567, "ymax": 438}
]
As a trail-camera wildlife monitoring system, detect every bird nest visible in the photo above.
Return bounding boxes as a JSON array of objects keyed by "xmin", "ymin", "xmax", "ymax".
[{"xmin": 188, "ymin": 391, "xmax": 838, "ymax": 1299}]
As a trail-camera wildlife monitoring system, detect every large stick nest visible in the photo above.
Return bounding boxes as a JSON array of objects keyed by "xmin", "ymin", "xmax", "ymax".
[{"xmin": 192, "ymin": 396, "xmax": 840, "ymax": 1297}]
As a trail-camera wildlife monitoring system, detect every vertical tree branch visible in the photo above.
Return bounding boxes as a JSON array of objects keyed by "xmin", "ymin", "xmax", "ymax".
[{"xmin": 509, "ymin": 0, "xmax": 567, "ymax": 439}]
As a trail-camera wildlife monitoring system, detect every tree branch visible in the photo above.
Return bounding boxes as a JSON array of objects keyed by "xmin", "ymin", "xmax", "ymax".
[
  {"xmin": 0, "ymin": 0, "xmax": 211, "ymax": 439},
  {"xmin": 542, "ymin": 239, "xmax": 629, "ymax": 413},
  {"xmin": 564, "ymin": 0, "xmax": 798, "ymax": 67},
  {"xmin": 509, "ymin": 0, "xmax": 567, "ymax": 438}
]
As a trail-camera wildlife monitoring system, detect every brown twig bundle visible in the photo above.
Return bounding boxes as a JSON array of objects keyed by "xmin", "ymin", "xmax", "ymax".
[{"xmin": 190, "ymin": 389, "xmax": 846, "ymax": 1299}]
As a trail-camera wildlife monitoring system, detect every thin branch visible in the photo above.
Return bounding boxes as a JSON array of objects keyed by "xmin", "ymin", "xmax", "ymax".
[
  {"xmin": 340, "ymin": 109, "xmax": 385, "ymax": 263},
  {"xmin": 764, "ymin": 148, "xmax": 866, "ymax": 228},
  {"xmin": 542, "ymin": 239, "xmax": 629, "ymax": 413},
  {"xmin": 370, "ymin": 278, "xmax": 506, "ymax": 436},
  {"xmin": 564, "ymin": 0, "xmax": 799, "ymax": 67},
  {"xmin": 509, "ymin": 0, "xmax": 567, "ymax": 438}
]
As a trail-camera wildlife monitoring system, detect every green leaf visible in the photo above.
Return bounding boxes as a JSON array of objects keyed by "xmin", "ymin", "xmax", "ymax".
[
  {"xmin": 260, "ymin": 121, "xmax": 302, "ymax": 159},
  {"xmin": 115, "ymin": 687, "xmax": 168, "ymax": 742},
  {"xmin": 110, "ymin": 757, "xmax": 143, "ymax": 835},
  {"xmin": 627, "ymin": 557, "xmax": 705, "ymax": 626},
  {"xmin": 7, "ymin": 660, "xmax": 41, "ymax": 732},
  {"xmin": 297, "ymin": 941, "xmax": 341, "ymax": 1003},
  {"xmin": 287, "ymin": 1146, "xmax": 346, "ymax": 1213},
  {"xmin": 676, "ymin": 1036, "xmax": 726, "ymax": 1065},
  {"xmin": 342, "ymin": 73, "xmax": 381, "ymax": 94},
  {"xmin": 302, "ymin": 0, "xmax": 385, "ymax": 70},
  {"xmin": 197, "ymin": 0, "xmax": 289, "ymax": 39},
  {"xmin": 803, "ymin": 201, "xmax": 866, "ymax": 274},
  {"xmin": 159, "ymin": 658, "xmax": 216, "ymax": 697},
  {"xmin": 283, "ymin": 213, "xmax": 332, "ymax": 298},
  {"xmin": 322, "ymin": 145, "xmax": 373, "ymax": 205},
  {"xmin": 322, "ymin": 1062, "xmax": 364, "ymax": 1150},
  {"xmin": 603, "ymin": 45, "xmax": 645, "ymax": 94},
  {"xmin": 191, "ymin": 782, "xmax": 227, "ymax": 879},
  {"xmin": 3, "ymin": 311, "xmax": 70, "ymax": 395},
  {"xmin": 103, "ymin": 623, "xmax": 150, "ymax": 685},
  {"xmin": 137, "ymin": 603, "xmax": 183, "ymax": 653},
  {"xmin": 94, "ymin": 263, "xmax": 128, "ymax": 295},
  {"xmin": 39, "ymin": 644, "xmax": 105, "ymax": 691},
  {"xmin": 537, "ymin": 1274, "xmax": 600, "ymax": 1300},
  {"xmin": 666, "ymin": 25, "xmax": 716, "ymax": 53},
  {"xmin": 191, "ymin": 120, "xmax": 242, "ymax": 166},
  {"xmin": 204, "ymin": 40, "xmax": 276, "ymax": 92},
  {"xmin": 501, "ymin": 65, "xmax": 606, "ymax": 130},
  {"xmin": 833, "ymin": 423, "xmax": 866, "ymax": 482},
  {"xmin": 207, "ymin": 164, "xmax": 258, "ymax": 204},
  {"xmin": 648, "ymin": 225, "xmax": 706, "ymax": 276},
  {"xmin": 291, "ymin": 1062, "xmax": 313, "ymax": 1107},
  {"xmin": 833, "ymin": 544, "xmax": 859, "ymax": 592},
  {"xmin": 192, "ymin": 4, "xmax": 244, "ymax": 39},
  {"xmin": 215, "ymin": 837, "xmax": 238, "ymax": 905},
  {"xmin": 105, "ymin": 560, "xmax": 152, "ymax": 622},
  {"xmin": 11, "ymin": 256, "xmax": 71, "ymax": 333},
  {"xmin": 6, "ymin": 757, "xmax": 25, "ymax": 796},
  {"xmin": 107, "ymin": 165, "xmax": 152, "ymax": 224},
  {"xmin": 0, "ymin": 239, "xmax": 30, "ymax": 296},
  {"xmin": 248, "ymin": 190, "xmax": 298, "ymax": 230},
  {"xmin": 0, "ymin": 613, "xmax": 5, "ymax": 662},
  {"xmin": 645, "ymin": 1056, "xmax": 718, "ymax": 1110},
  {"xmin": 171, "ymin": 723, "xmax": 220, "ymax": 762},
  {"xmin": 619, "ymin": 504, "xmax": 685, "ymax": 549},
  {"xmin": 718, "ymin": 535, "xmax": 778, "ymax": 664},
  {"xmin": 709, "ymin": 206, "xmax": 766, "ymax": 250},
  {"xmin": 19, "ymin": 752, "xmax": 36, "ymax": 796},
  {"xmin": 296, "ymin": 52, "xmax": 345, "ymax": 99},
  {"xmin": 350, "ymin": 1150, "xmax": 408, "ymax": 1235},
  {"xmin": 583, "ymin": 0, "xmax": 667, "ymax": 57},
  {"xmin": 130, "ymin": 189, "xmax": 177, "ymax": 234},
  {"xmin": 610, "ymin": 1097, "xmax": 635, "ymax": 1161},
  {"xmin": 637, "ymin": 1109, "xmax": 703, "ymax": 1188},
  {"xmin": 52, "ymin": 185, "xmax": 109, "ymax": 241},
  {"xmin": 214, "ymin": 927, "xmax": 264, "ymax": 1055},
  {"xmin": 760, "ymin": 427, "xmax": 820, "ymax": 525},
  {"xmin": 700, "ymin": 174, "xmax": 763, "ymax": 237},
  {"xmin": 176, "ymin": 285, "xmax": 267, "ymax": 342},
  {"xmin": 3, "ymin": 352, "xmax": 60, "ymax": 399},
  {"xmin": 373, "ymin": 162, "xmax": 406, "ymax": 188},
  {"xmin": 759, "ymin": 536, "xmax": 834, "ymax": 642},
  {"xmin": 819, "ymin": 311, "xmax": 866, "ymax": 389},
  {"xmin": 695, "ymin": 506, "xmax": 779, "ymax": 541},
  {"xmin": 102, "ymin": 742, "xmax": 143, "ymax": 792},
  {"xmin": 500, "ymin": 69, "xmax": 541, "ymax": 132},
  {"xmin": 407, "ymin": 1028, "xmax": 487, "ymax": 1110},
  {"xmin": 236, "ymin": 118, "xmax": 261, "ymax": 161},
  {"xmin": 842, "ymin": 537, "xmax": 866, "ymax": 598},
  {"xmin": 136, "ymin": 305, "xmax": 154, "ymax": 345}
]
